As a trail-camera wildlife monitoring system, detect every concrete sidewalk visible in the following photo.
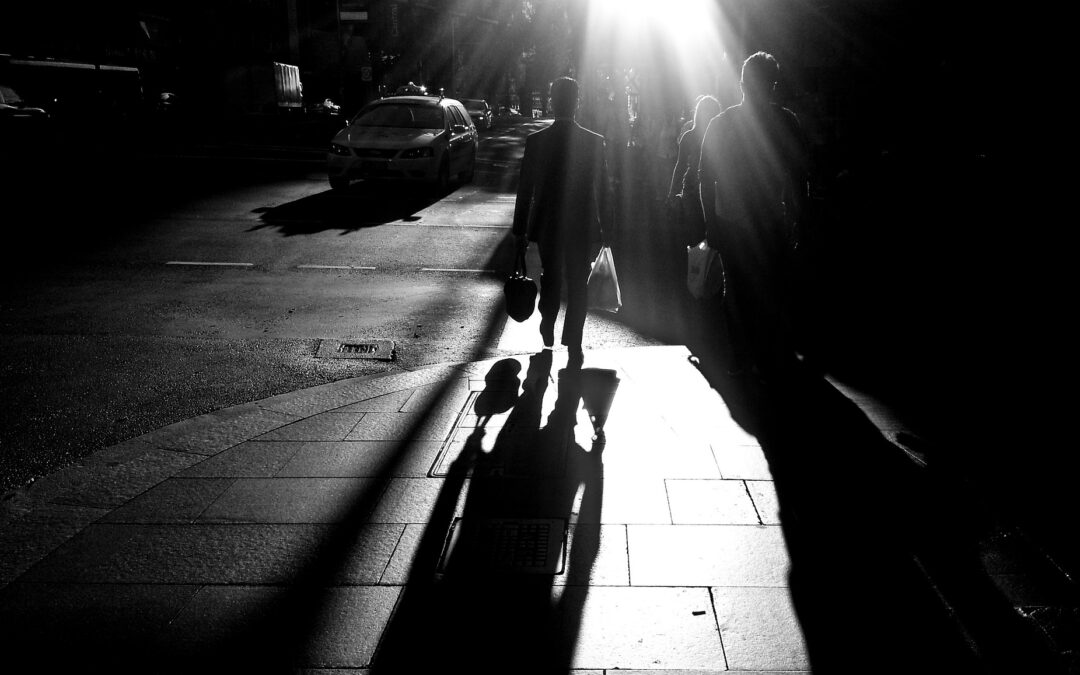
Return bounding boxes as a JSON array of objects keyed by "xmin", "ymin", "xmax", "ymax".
[{"xmin": 0, "ymin": 344, "xmax": 1076, "ymax": 673}]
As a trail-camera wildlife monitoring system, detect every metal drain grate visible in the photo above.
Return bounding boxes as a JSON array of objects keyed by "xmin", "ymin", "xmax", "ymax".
[
  {"xmin": 339, "ymin": 343, "xmax": 378, "ymax": 354},
  {"xmin": 316, "ymin": 338, "xmax": 395, "ymax": 361},
  {"xmin": 440, "ymin": 517, "xmax": 566, "ymax": 574}
]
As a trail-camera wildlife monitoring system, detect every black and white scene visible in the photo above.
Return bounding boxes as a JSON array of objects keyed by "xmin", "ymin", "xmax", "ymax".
[{"xmin": 0, "ymin": 1, "xmax": 1072, "ymax": 673}]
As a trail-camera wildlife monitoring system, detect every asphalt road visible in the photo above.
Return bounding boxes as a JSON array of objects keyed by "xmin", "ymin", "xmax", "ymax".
[{"xmin": 0, "ymin": 119, "xmax": 660, "ymax": 495}]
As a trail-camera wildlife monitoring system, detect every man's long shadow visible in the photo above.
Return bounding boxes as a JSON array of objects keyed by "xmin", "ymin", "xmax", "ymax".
[
  {"xmin": 706, "ymin": 365, "xmax": 1068, "ymax": 672},
  {"xmin": 369, "ymin": 352, "xmax": 606, "ymax": 673}
]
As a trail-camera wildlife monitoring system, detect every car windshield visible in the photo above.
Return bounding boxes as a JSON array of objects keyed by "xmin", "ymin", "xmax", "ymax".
[
  {"xmin": 462, "ymin": 100, "xmax": 485, "ymax": 110},
  {"xmin": 355, "ymin": 103, "xmax": 444, "ymax": 130}
]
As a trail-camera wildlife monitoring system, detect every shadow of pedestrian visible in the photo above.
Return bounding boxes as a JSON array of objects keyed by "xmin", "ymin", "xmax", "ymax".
[
  {"xmin": 706, "ymin": 364, "xmax": 1071, "ymax": 672},
  {"xmin": 368, "ymin": 351, "xmax": 607, "ymax": 673}
]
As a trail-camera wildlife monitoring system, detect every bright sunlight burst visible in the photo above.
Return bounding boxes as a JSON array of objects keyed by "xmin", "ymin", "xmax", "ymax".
[{"xmin": 581, "ymin": 0, "xmax": 740, "ymax": 115}]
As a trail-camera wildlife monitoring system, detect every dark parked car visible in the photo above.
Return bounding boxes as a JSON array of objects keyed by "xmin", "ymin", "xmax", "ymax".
[
  {"xmin": 461, "ymin": 98, "xmax": 492, "ymax": 130},
  {"xmin": 0, "ymin": 83, "xmax": 48, "ymax": 121},
  {"xmin": 0, "ymin": 83, "xmax": 51, "ymax": 156}
]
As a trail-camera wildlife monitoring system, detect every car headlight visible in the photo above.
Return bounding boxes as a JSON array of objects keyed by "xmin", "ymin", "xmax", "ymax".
[
  {"xmin": 400, "ymin": 147, "xmax": 434, "ymax": 159},
  {"xmin": 329, "ymin": 143, "xmax": 352, "ymax": 156}
]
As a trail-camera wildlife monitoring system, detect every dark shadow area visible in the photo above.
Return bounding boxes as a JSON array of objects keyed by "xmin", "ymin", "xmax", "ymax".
[
  {"xmin": 250, "ymin": 180, "xmax": 446, "ymax": 236},
  {"xmin": 20, "ymin": 231, "xmax": 514, "ymax": 673},
  {"xmin": 368, "ymin": 356, "xmax": 611, "ymax": 673},
  {"xmin": 600, "ymin": 59, "xmax": 1076, "ymax": 593},
  {"xmin": 702, "ymin": 363, "xmax": 1075, "ymax": 673},
  {"xmin": 0, "ymin": 151, "xmax": 322, "ymax": 275},
  {"xmin": 114, "ymin": 233, "xmax": 600, "ymax": 673}
]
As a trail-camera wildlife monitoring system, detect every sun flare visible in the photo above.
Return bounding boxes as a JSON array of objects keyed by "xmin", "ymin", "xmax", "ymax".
[{"xmin": 581, "ymin": 0, "xmax": 738, "ymax": 113}]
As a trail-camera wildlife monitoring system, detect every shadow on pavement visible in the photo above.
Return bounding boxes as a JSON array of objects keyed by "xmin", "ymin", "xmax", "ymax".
[
  {"xmin": 138, "ymin": 231, "xmax": 588, "ymax": 673},
  {"xmin": 250, "ymin": 180, "xmax": 445, "ymax": 235},
  {"xmin": 703, "ymin": 363, "xmax": 1072, "ymax": 673},
  {"xmin": 368, "ymin": 355, "xmax": 611, "ymax": 673}
]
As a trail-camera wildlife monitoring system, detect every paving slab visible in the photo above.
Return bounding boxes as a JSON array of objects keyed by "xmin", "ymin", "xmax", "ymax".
[
  {"xmin": 713, "ymin": 442, "xmax": 774, "ymax": 480},
  {"xmin": 557, "ymin": 523, "xmax": 631, "ymax": 586},
  {"xmin": 345, "ymin": 411, "xmax": 456, "ymax": 442},
  {"xmin": 0, "ymin": 503, "xmax": 108, "ymax": 586},
  {"xmin": 400, "ymin": 377, "xmax": 472, "ymax": 413},
  {"xmin": 158, "ymin": 584, "xmax": 400, "ymax": 669},
  {"xmin": 20, "ymin": 523, "xmax": 354, "ymax": 584},
  {"xmin": 136, "ymin": 403, "xmax": 302, "ymax": 456},
  {"xmin": 33, "ymin": 441, "xmax": 202, "ymax": 509},
  {"xmin": 562, "ymin": 586, "xmax": 727, "ymax": 670},
  {"xmin": 666, "ymin": 479, "xmax": 761, "ymax": 524},
  {"xmin": 254, "ymin": 412, "xmax": 366, "ymax": 441},
  {"xmin": 331, "ymin": 387, "xmax": 413, "ymax": 413},
  {"xmin": 0, "ymin": 582, "xmax": 201, "ymax": 668},
  {"xmin": 589, "ymin": 422, "xmax": 721, "ymax": 479},
  {"xmin": 369, "ymin": 476, "xmax": 468, "ymax": 523},
  {"xmin": 197, "ymin": 477, "xmax": 378, "ymax": 523},
  {"xmin": 746, "ymin": 479, "xmax": 782, "ymax": 525},
  {"xmin": 101, "ymin": 477, "xmax": 235, "ymax": 523},
  {"xmin": 276, "ymin": 440, "xmax": 444, "ymax": 478},
  {"xmin": 628, "ymin": 524, "xmax": 791, "ymax": 586},
  {"xmin": 711, "ymin": 586, "xmax": 812, "ymax": 671},
  {"xmin": 179, "ymin": 439, "xmax": 307, "ymax": 477}
]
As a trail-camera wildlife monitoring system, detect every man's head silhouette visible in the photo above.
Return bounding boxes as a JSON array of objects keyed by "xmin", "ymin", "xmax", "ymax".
[
  {"xmin": 550, "ymin": 77, "xmax": 579, "ymax": 119},
  {"xmin": 740, "ymin": 51, "xmax": 780, "ymax": 104}
]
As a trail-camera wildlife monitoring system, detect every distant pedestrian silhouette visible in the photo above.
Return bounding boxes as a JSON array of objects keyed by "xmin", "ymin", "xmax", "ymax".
[
  {"xmin": 698, "ymin": 51, "xmax": 809, "ymax": 380},
  {"xmin": 668, "ymin": 94, "xmax": 723, "ymax": 246},
  {"xmin": 513, "ymin": 76, "xmax": 611, "ymax": 366}
]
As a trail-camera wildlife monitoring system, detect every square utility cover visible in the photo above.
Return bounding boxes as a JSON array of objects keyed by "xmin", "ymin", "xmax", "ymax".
[{"xmin": 439, "ymin": 517, "xmax": 566, "ymax": 574}]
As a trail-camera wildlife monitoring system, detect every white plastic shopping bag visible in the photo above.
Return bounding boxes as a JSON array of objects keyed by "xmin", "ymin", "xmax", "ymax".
[{"xmin": 587, "ymin": 245, "xmax": 622, "ymax": 312}]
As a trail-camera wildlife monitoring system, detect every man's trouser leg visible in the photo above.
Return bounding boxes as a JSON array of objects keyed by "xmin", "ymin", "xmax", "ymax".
[
  {"xmin": 561, "ymin": 249, "xmax": 590, "ymax": 350},
  {"xmin": 538, "ymin": 250, "xmax": 562, "ymax": 346}
]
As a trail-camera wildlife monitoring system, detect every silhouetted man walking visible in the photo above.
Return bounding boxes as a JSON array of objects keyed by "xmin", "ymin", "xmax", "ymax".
[
  {"xmin": 698, "ymin": 51, "xmax": 809, "ymax": 379},
  {"xmin": 513, "ymin": 77, "xmax": 610, "ymax": 365}
]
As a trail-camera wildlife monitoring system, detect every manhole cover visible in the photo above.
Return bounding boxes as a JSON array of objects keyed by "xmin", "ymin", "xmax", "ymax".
[
  {"xmin": 440, "ymin": 517, "xmax": 566, "ymax": 574},
  {"xmin": 317, "ymin": 338, "xmax": 395, "ymax": 361}
]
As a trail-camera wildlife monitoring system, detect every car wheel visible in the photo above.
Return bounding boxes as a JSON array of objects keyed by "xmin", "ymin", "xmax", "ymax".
[{"xmin": 329, "ymin": 176, "xmax": 349, "ymax": 191}]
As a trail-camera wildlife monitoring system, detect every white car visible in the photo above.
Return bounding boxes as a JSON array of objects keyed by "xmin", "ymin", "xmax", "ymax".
[{"xmin": 327, "ymin": 95, "xmax": 477, "ymax": 192}]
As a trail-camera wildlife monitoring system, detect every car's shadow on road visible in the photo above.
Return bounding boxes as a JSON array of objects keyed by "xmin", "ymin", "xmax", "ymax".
[{"xmin": 249, "ymin": 181, "xmax": 446, "ymax": 236}]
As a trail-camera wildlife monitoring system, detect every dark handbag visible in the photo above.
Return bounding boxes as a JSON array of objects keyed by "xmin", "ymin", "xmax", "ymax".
[{"xmin": 504, "ymin": 249, "xmax": 537, "ymax": 322}]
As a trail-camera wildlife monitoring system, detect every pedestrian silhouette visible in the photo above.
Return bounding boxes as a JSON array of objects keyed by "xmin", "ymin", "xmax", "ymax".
[
  {"xmin": 513, "ymin": 76, "xmax": 612, "ymax": 367},
  {"xmin": 668, "ymin": 95, "xmax": 723, "ymax": 247},
  {"xmin": 698, "ymin": 51, "xmax": 809, "ymax": 381},
  {"xmin": 472, "ymin": 358, "xmax": 522, "ymax": 428}
]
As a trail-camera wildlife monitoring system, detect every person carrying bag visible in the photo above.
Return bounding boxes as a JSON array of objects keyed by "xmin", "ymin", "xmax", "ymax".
[{"xmin": 511, "ymin": 77, "xmax": 613, "ymax": 365}]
